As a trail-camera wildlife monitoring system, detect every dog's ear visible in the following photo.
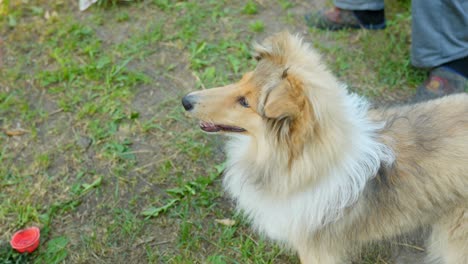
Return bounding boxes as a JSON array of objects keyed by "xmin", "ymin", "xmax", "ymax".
[
  {"xmin": 262, "ymin": 72, "xmax": 304, "ymax": 119},
  {"xmin": 263, "ymin": 84, "xmax": 300, "ymax": 119},
  {"xmin": 252, "ymin": 42, "xmax": 270, "ymax": 62}
]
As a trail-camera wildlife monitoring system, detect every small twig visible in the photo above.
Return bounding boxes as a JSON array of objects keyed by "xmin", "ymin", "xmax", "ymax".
[
  {"xmin": 134, "ymin": 236, "xmax": 157, "ymax": 248},
  {"xmin": 122, "ymin": 149, "xmax": 154, "ymax": 155},
  {"xmin": 135, "ymin": 238, "xmax": 173, "ymax": 248},
  {"xmin": 49, "ymin": 108, "xmax": 64, "ymax": 116},
  {"xmin": 153, "ymin": 240, "xmax": 173, "ymax": 246}
]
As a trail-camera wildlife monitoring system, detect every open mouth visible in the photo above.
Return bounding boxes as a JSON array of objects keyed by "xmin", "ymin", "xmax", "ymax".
[{"xmin": 199, "ymin": 121, "xmax": 246, "ymax": 133}]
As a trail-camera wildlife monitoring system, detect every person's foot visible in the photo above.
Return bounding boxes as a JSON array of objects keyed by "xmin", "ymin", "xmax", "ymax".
[
  {"xmin": 304, "ymin": 7, "xmax": 386, "ymax": 30},
  {"xmin": 413, "ymin": 67, "xmax": 468, "ymax": 102}
]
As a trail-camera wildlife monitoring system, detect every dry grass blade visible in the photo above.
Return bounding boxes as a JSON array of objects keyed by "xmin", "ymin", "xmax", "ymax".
[{"xmin": 215, "ymin": 218, "xmax": 236, "ymax": 227}]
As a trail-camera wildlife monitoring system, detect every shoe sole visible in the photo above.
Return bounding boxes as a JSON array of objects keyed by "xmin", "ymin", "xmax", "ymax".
[{"xmin": 304, "ymin": 14, "xmax": 386, "ymax": 31}]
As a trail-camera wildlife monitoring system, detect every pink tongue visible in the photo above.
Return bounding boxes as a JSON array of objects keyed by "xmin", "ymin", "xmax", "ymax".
[{"xmin": 200, "ymin": 122, "xmax": 221, "ymax": 132}]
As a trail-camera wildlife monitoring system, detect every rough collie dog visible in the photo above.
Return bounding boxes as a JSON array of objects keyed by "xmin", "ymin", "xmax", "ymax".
[{"xmin": 181, "ymin": 32, "xmax": 468, "ymax": 263}]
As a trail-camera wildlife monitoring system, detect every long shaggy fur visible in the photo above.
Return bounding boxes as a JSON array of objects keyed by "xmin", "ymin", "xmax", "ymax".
[
  {"xmin": 182, "ymin": 32, "xmax": 468, "ymax": 263},
  {"xmin": 223, "ymin": 93, "xmax": 394, "ymax": 239}
]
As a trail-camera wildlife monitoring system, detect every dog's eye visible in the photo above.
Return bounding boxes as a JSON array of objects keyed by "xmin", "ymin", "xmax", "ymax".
[{"xmin": 238, "ymin": 96, "xmax": 250, "ymax": 108}]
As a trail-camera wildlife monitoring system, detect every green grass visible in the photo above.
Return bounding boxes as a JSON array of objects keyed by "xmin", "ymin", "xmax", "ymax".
[
  {"xmin": 243, "ymin": 1, "xmax": 259, "ymax": 15},
  {"xmin": 0, "ymin": 0, "xmax": 424, "ymax": 263},
  {"xmin": 249, "ymin": 20, "xmax": 265, "ymax": 33}
]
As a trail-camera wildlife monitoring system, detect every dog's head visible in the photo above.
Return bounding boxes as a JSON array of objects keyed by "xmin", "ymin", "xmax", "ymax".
[
  {"xmin": 182, "ymin": 32, "xmax": 365, "ymax": 194},
  {"xmin": 182, "ymin": 32, "xmax": 342, "ymax": 153}
]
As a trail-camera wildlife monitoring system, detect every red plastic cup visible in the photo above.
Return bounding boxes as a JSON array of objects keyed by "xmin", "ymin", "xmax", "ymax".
[{"xmin": 10, "ymin": 226, "xmax": 41, "ymax": 253}]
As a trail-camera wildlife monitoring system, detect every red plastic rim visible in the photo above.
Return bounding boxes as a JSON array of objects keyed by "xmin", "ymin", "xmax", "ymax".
[{"xmin": 10, "ymin": 226, "xmax": 41, "ymax": 253}]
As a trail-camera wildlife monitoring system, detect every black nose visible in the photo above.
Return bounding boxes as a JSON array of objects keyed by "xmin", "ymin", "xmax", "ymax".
[{"xmin": 182, "ymin": 95, "xmax": 195, "ymax": 111}]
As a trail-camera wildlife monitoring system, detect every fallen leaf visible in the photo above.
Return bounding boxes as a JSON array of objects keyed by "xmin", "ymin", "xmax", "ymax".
[
  {"xmin": 79, "ymin": 0, "xmax": 98, "ymax": 11},
  {"xmin": 3, "ymin": 128, "xmax": 29, "ymax": 137},
  {"xmin": 215, "ymin": 218, "xmax": 236, "ymax": 227}
]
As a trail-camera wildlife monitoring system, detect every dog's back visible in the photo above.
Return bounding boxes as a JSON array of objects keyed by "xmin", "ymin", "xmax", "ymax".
[
  {"xmin": 303, "ymin": 94, "xmax": 468, "ymax": 263},
  {"xmin": 362, "ymin": 94, "xmax": 468, "ymax": 263}
]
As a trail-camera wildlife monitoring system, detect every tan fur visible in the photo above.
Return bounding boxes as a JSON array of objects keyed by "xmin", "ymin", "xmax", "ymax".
[{"xmin": 182, "ymin": 32, "xmax": 468, "ymax": 263}]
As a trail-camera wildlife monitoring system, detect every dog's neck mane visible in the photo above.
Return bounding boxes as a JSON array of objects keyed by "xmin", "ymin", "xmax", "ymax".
[{"xmin": 222, "ymin": 91, "xmax": 394, "ymax": 243}]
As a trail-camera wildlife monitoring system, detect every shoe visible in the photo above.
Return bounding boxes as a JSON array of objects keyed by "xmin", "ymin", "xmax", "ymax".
[
  {"xmin": 305, "ymin": 7, "xmax": 386, "ymax": 30},
  {"xmin": 413, "ymin": 67, "xmax": 468, "ymax": 102}
]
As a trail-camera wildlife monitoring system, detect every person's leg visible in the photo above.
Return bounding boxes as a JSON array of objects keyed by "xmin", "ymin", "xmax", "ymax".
[
  {"xmin": 412, "ymin": 0, "xmax": 468, "ymax": 101},
  {"xmin": 411, "ymin": 0, "xmax": 468, "ymax": 69},
  {"xmin": 305, "ymin": 0, "xmax": 386, "ymax": 30}
]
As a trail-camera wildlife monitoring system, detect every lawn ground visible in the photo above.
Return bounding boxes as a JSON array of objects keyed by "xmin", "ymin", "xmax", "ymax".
[{"xmin": 1, "ymin": 0, "xmax": 426, "ymax": 263}]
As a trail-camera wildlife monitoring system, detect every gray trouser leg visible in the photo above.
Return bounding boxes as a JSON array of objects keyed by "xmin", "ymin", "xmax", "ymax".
[
  {"xmin": 411, "ymin": 0, "xmax": 468, "ymax": 68},
  {"xmin": 334, "ymin": 0, "xmax": 384, "ymax": 10}
]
